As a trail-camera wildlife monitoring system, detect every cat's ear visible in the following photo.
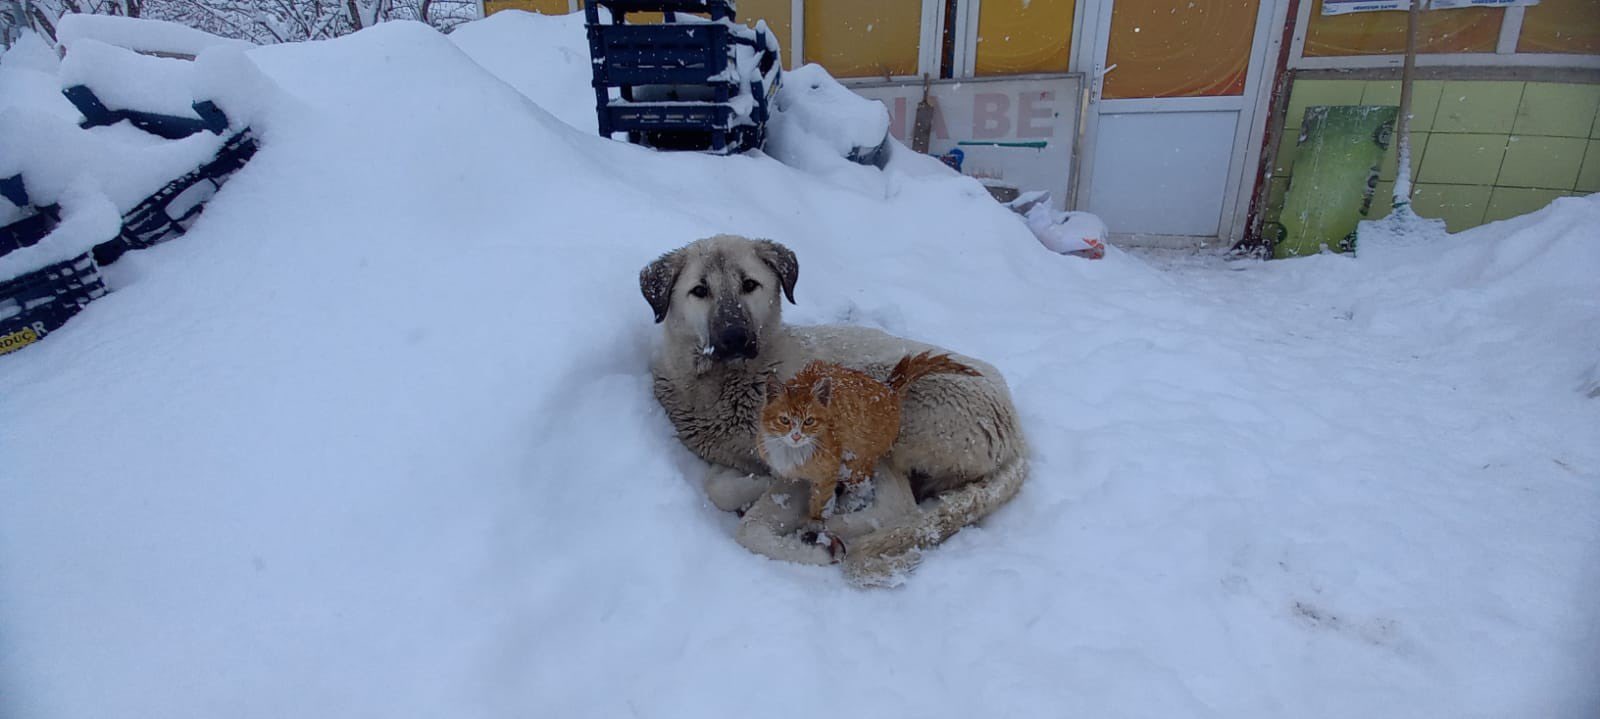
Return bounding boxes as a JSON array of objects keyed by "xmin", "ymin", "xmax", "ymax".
[
  {"xmin": 639, "ymin": 248, "xmax": 687, "ymax": 323},
  {"xmin": 764, "ymin": 374, "xmax": 783, "ymax": 402},
  {"xmin": 812, "ymin": 377, "xmax": 832, "ymax": 406}
]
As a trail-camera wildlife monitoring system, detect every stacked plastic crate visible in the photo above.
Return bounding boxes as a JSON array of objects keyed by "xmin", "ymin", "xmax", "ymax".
[{"xmin": 585, "ymin": 0, "xmax": 781, "ymax": 155}]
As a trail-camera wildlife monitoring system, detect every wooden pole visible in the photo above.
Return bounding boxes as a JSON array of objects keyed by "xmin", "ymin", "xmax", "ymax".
[{"xmin": 1392, "ymin": 0, "xmax": 1420, "ymax": 211}]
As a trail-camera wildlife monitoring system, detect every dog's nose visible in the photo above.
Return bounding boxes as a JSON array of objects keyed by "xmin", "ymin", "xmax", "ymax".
[{"xmin": 713, "ymin": 326, "xmax": 756, "ymax": 358}]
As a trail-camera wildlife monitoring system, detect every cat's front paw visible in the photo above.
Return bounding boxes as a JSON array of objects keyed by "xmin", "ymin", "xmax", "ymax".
[{"xmin": 836, "ymin": 481, "xmax": 876, "ymax": 514}]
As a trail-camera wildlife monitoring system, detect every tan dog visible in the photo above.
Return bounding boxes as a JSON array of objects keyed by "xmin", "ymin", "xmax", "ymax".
[{"xmin": 641, "ymin": 234, "xmax": 1028, "ymax": 586}]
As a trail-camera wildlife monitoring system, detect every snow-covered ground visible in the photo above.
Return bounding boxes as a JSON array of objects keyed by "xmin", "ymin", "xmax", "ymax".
[{"xmin": 3, "ymin": 11, "xmax": 1598, "ymax": 718}]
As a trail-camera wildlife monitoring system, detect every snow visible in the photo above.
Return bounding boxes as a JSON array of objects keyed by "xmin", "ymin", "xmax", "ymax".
[
  {"xmin": 2, "ymin": 14, "xmax": 1598, "ymax": 719},
  {"xmin": 59, "ymin": 38, "xmax": 199, "ymax": 118},
  {"xmin": 55, "ymin": 12, "xmax": 253, "ymax": 57},
  {"xmin": 0, "ymin": 105, "xmax": 225, "ymax": 212},
  {"xmin": 0, "ymin": 181, "xmax": 121, "ymax": 279}
]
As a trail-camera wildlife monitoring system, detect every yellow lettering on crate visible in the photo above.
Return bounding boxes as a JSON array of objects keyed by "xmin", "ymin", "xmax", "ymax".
[{"xmin": 0, "ymin": 326, "xmax": 41, "ymax": 355}]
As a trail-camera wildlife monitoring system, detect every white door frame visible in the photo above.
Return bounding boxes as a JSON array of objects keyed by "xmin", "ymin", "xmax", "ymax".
[{"xmin": 1073, "ymin": 0, "xmax": 1287, "ymax": 244}]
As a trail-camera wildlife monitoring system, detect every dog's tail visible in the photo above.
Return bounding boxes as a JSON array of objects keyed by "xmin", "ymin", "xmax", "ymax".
[
  {"xmin": 841, "ymin": 456, "xmax": 1028, "ymax": 588},
  {"xmin": 885, "ymin": 351, "xmax": 982, "ymax": 396}
]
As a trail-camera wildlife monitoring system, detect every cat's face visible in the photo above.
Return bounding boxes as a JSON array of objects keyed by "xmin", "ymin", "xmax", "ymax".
[{"xmin": 760, "ymin": 376, "xmax": 828, "ymax": 448}]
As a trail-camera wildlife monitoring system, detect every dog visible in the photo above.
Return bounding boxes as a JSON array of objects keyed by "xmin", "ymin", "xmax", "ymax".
[{"xmin": 641, "ymin": 234, "xmax": 1028, "ymax": 586}]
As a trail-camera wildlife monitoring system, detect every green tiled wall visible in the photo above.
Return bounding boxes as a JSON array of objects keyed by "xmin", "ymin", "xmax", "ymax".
[{"xmin": 1267, "ymin": 79, "xmax": 1600, "ymax": 234}]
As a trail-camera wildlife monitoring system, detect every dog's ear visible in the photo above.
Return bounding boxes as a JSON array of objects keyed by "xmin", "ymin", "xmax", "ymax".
[
  {"xmin": 764, "ymin": 374, "xmax": 783, "ymax": 403},
  {"xmin": 752, "ymin": 240, "xmax": 798, "ymax": 305},
  {"xmin": 639, "ymin": 249, "xmax": 686, "ymax": 323},
  {"xmin": 812, "ymin": 376, "xmax": 832, "ymax": 407}
]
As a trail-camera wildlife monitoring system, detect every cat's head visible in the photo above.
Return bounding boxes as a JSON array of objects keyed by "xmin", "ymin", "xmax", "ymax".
[{"xmin": 760, "ymin": 374, "xmax": 832, "ymax": 447}]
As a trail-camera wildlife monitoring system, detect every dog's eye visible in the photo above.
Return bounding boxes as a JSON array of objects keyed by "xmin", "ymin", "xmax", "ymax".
[
  {"xmin": 688, "ymin": 285, "xmax": 709, "ymax": 299},
  {"xmin": 741, "ymin": 278, "xmax": 760, "ymax": 293}
]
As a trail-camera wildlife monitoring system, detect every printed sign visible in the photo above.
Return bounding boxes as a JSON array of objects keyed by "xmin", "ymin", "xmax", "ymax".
[
  {"xmin": 848, "ymin": 74, "xmax": 1086, "ymax": 211},
  {"xmin": 1323, "ymin": 0, "xmax": 1537, "ymax": 14}
]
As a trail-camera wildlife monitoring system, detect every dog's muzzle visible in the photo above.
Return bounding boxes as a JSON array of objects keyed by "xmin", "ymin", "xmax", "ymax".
[{"xmin": 711, "ymin": 325, "xmax": 758, "ymax": 360}]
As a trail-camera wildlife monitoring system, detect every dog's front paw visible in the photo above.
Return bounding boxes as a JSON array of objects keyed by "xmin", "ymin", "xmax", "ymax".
[{"xmin": 799, "ymin": 527, "xmax": 847, "ymax": 564}]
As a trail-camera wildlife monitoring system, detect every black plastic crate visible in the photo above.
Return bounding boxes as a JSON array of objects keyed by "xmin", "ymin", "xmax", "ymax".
[
  {"xmin": 0, "ymin": 252, "xmax": 107, "ymax": 356},
  {"xmin": 63, "ymin": 85, "xmax": 228, "ymax": 140},
  {"xmin": 589, "ymin": 23, "xmax": 733, "ymax": 87}
]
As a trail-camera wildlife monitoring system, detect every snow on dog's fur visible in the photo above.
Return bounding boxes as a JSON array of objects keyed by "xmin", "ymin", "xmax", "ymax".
[{"xmin": 641, "ymin": 234, "xmax": 1029, "ymax": 586}]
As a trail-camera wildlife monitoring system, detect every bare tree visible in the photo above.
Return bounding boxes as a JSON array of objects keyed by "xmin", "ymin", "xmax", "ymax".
[{"xmin": 19, "ymin": 0, "xmax": 479, "ymax": 44}]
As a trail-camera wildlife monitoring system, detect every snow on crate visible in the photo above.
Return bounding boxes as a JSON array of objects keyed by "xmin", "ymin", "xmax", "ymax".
[
  {"xmin": 0, "ymin": 106, "xmax": 226, "ymax": 212},
  {"xmin": 0, "ymin": 182, "xmax": 120, "ymax": 281},
  {"xmin": 59, "ymin": 38, "xmax": 201, "ymax": 121},
  {"xmin": 55, "ymin": 12, "xmax": 253, "ymax": 57}
]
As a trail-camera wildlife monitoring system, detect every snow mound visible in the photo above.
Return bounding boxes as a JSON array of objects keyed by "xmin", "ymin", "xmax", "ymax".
[
  {"xmin": 56, "ymin": 12, "xmax": 253, "ymax": 56},
  {"xmin": 2, "ymin": 13, "xmax": 1597, "ymax": 719}
]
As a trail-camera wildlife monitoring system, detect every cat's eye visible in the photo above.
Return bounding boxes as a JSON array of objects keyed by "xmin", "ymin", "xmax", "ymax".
[
  {"xmin": 741, "ymin": 278, "xmax": 760, "ymax": 293},
  {"xmin": 778, "ymin": 417, "xmax": 790, "ymax": 426},
  {"xmin": 803, "ymin": 418, "xmax": 816, "ymax": 427},
  {"xmin": 688, "ymin": 285, "xmax": 710, "ymax": 299}
]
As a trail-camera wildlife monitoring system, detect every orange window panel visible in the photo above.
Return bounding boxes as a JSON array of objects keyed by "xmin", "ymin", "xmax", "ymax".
[
  {"xmin": 485, "ymin": 0, "xmax": 572, "ymax": 15},
  {"xmin": 804, "ymin": 0, "xmax": 923, "ymax": 78},
  {"xmin": 1101, "ymin": 0, "xmax": 1261, "ymax": 99},
  {"xmin": 1518, "ymin": 0, "xmax": 1600, "ymax": 54},
  {"xmin": 1303, "ymin": 0, "xmax": 1502, "ymax": 56},
  {"xmin": 976, "ymin": 0, "xmax": 1075, "ymax": 75},
  {"xmin": 739, "ymin": 0, "xmax": 794, "ymax": 68}
]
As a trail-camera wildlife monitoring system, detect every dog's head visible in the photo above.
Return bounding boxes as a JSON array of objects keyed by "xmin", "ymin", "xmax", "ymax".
[{"xmin": 640, "ymin": 234, "xmax": 797, "ymax": 364}]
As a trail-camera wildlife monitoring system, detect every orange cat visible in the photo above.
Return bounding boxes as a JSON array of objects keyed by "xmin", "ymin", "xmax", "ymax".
[{"xmin": 757, "ymin": 351, "xmax": 983, "ymax": 532}]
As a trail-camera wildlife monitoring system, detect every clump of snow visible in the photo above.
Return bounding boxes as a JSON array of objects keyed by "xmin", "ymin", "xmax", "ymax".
[
  {"xmin": 0, "ymin": 31, "xmax": 61, "ymax": 74},
  {"xmin": 189, "ymin": 45, "xmax": 290, "ymax": 132},
  {"xmin": 59, "ymin": 38, "xmax": 199, "ymax": 119},
  {"xmin": 449, "ymin": 10, "xmax": 600, "ymax": 134},
  {"xmin": 0, "ymin": 106, "xmax": 226, "ymax": 211},
  {"xmin": 56, "ymin": 12, "xmax": 252, "ymax": 57},
  {"xmin": 1353, "ymin": 204, "xmax": 1448, "ymax": 263},
  {"xmin": 0, "ymin": 182, "xmax": 120, "ymax": 279},
  {"xmin": 1, "ymin": 13, "xmax": 1597, "ymax": 719},
  {"xmin": 769, "ymin": 63, "xmax": 889, "ymax": 159}
]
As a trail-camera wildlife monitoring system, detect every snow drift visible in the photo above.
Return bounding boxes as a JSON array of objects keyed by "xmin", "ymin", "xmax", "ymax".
[{"xmin": 1, "ymin": 11, "xmax": 1596, "ymax": 719}]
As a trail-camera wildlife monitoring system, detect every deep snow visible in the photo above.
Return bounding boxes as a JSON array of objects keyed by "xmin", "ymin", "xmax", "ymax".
[{"xmin": 2, "ymin": 11, "xmax": 1598, "ymax": 719}]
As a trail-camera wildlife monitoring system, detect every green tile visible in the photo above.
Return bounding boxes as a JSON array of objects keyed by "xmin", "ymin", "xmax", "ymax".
[
  {"xmin": 1485, "ymin": 187, "xmax": 1566, "ymax": 223},
  {"xmin": 1498, "ymin": 135, "xmax": 1586, "ymax": 189},
  {"xmin": 1274, "ymin": 131, "xmax": 1299, "ymax": 177},
  {"xmin": 1284, "ymin": 80, "xmax": 1366, "ymax": 130},
  {"xmin": 1379, "ymin": 132, "xmax": 1427, "ymax": 183},
  {"xmin": 1514, "ymin": 82, "xmax": 1600, "ymax": 138},
  {"xmin": 1578, "ymin": 140, "xmax": 1600, "ymax": 193},
  {"xmin": 1418, "ymin": 133, "xmax": 1509, "ymax": 185},
  {"xmin": 1433, "ymin": 81, "xmax": 1524, "ymax": 134},
  {"xmin": 1410, "ymin": 184, "xmax": 1491, "ymax": 232},
  {"xmin": 1362, "ymin": 80, "xmax": 1443, "ymax": 132}
]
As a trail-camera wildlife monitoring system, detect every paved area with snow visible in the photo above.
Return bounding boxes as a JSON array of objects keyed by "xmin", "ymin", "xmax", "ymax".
[{"xmin": 2, "ymin": 12, "xmax": 1597, "ymax": 719}]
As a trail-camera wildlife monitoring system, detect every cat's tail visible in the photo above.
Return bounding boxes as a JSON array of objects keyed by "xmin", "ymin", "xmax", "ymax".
[
  {"xmin": 841, "ymin": 456, "xmax": 1027, "ymax": 588},
  {"xmin": 885, "ymin": 351, "xmax": 982, "ymax": 395}
]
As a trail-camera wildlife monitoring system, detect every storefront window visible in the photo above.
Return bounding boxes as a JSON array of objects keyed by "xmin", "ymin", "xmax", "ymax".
[
  {"xmin": 975, "ymin": 0, "xmax": 1075, "ymax": 75},
  {"xmin": 1102, "ymin": 0, "xmax": 1261, "ymax": 99},
  {"xmin": 803, "ymin": 0, "xmax": 923, "ymax": 78}
]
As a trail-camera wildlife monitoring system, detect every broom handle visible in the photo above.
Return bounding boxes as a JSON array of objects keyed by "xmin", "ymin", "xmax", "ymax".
[{"xmin": 1393, "ymin": 0, "xmax": 1420, "ymax": 209}]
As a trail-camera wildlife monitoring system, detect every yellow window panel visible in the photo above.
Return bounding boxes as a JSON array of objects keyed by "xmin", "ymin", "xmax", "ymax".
[
  {"xmin": 739, "ymin": 0, "xmax": 795, "ymax": 68},
  {"xmin": 1102, "ymin": 0, "xmax": 1261, "ymax": 99},
  {"xmin": 484, "ymin": 0, "xmax": 572, "ymax": 15},
  {"xmin": 976, "ymin": 0, "xmax": 1075, "ymax": 75},
  {"xmin": 804, "ymin": 0, "xmax": 923, "ymax": 78},
  {"xmin": 1303, "ymin": 0, "xmax": 1502, "ymax": 56},
  {"xmin": 1518, "ymin": 0, "xmax": 1600, "ymax": 55}
]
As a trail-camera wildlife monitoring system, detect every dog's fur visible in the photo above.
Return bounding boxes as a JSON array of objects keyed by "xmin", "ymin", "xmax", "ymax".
[{"xmin": 641, "ymin": 234, "xmax": 1028, "ymax": 586}]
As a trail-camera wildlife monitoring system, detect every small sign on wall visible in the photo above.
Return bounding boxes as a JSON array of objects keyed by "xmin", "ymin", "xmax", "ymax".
[
  {"xmin": 1322, "ymin": 0, "xmax": 1538, "ymax": 15},
  {"xmin": 848, "ymin": 74, "xmax": 1086, "ymax": 211}
]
